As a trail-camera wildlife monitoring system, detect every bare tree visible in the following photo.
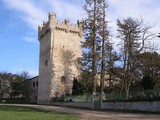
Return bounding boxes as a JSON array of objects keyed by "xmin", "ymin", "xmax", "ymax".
[
  {"xmin": 117, "ymin": 17, "xmax": 155, "ymax": 99},
  {"xmin": 0, "ymin": 72, "xmax": 11, "ymax": 98},
  {"xmin": 19, "ymin": 71, "xmax": 31, "ymax": 99}
]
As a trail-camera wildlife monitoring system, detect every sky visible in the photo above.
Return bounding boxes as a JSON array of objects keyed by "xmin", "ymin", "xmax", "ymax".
[{"xmin": 0, "ymin": 0, "xmax": 160, "ymax": 77}]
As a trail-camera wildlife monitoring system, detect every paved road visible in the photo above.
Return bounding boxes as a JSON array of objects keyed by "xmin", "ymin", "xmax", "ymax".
[{"xmin": 0, "ymin": 104, "xmax": 160, "ymax": 120}]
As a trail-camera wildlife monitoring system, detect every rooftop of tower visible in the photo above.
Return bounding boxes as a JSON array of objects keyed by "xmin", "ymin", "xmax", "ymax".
[{"xmin": 38, "ymin": 13, "xmax": 83, "ymax": 40}]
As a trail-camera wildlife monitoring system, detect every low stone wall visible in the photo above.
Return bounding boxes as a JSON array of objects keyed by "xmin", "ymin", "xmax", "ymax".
[
  {"xmin": 51, "ymin": 101, "xmax": 160, "ymax": 112},
  {"xmin": 102, "ymin": 101, "xmax": 160, "ymax": 112}
]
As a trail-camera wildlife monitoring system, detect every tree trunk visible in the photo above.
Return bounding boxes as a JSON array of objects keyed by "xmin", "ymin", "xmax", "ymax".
[
  {"xmin": 92, "ymin": 0, "xmax": 97, "ymax": 109},
  {"xmin": 100, "ymin": 0, "xmax": 106, "ymax": 109}
]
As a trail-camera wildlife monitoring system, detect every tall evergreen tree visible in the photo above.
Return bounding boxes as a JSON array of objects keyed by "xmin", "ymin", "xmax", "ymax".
[
  {"xmin": 137, "ymin": 52, "xmax": 160, "ymax": 90},
  {"xmin": 105, "ymin": 43, "xmax": 120, "ymax": 89},
  {"xmin": 83, "ymin": 0, "xmax": 103, "ymax": 108},
  {"xmin": 99, "ymin": 0, "xmax": 109, "ymax": 107}
]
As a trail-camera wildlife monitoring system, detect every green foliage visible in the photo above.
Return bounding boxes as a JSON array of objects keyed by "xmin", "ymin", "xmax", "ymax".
[
  {"xmin": 116, "ymin": 17, "xmax": 155, "ymax": 99},
  {"xmin": 66, "ymin": 94, "xmax": 93, "ymax": 102},
  {"xmin": 0, "ymin": 71, "xmax": 30, "ymax": 99},
  {"xmin": 141, "ymin": 75, "xmax": 155, "ymax": 90},
  {"xmin": 130, "ymin": 90, "xmax": 160, "ymax": 101},
  {"xmin": 137, "ymin": 52, "xmax": 160, "ymax": 86},
  {"xmin": 72, "ymin": 78, "xmax": 84, "ymax": 95},
  {"xmin": 106, "ymin": 91, "xmax": 126, "ymax": 101},
  {"xmin": 0, "ymin": 106, "xmax": 79, "ymax": 120},
  {"xmin": 80, "ymin": 70, "xmax": 93, "ymax": 93},
  {"xmin": 10, "ymin": 76, "xmax": 25, "ymax": 98}
]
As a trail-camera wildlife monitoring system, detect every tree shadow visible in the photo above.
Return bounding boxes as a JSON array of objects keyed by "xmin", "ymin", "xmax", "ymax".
[
  {"xmin": 60, "ymin": 48, "xmax": 76, "ymax": 95},
  {"xmin": 0, "ymin": 106, "xmax": 76, "ymax": 117},
  {"xmin": 0, "ymin": 106, "xmax": 42, "ymax": 113}
]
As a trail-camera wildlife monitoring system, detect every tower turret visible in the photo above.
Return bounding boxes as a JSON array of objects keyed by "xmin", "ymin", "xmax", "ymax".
[{"xmin": 49, "ymin": 13, "xmax": 56, "ymax": 28}]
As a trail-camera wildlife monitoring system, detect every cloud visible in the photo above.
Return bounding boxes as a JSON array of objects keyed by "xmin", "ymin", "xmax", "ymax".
[
  {"xmin": 23, "ymin": 36, "xmax": 38, "ymax": 44},
  {"xmin": 3, "ymin": 0, "xmax": 160, "ymax": 48},
  {"xmin": 110, "ymin": 0, "xmax": 159, "ymax": 26},
  {"xmin": 3, "ymin": 0, "xmax": 47, "ymax": 31},
  {"xmin": 108, "ymin": 0, "xmax": 160, "ymax": 48},
  {"xmin": 16, "ymin": 69, "xmax": 38, "ymax": 77},
  {"xmin": 3, "ymin": 0, "xmax": 85, "ymax": 31},
  {"xmin": 27, "ymin": 70, "xmax": 38, "ymax": 77},
  {"xmin": 22, "ymin": 32, "xmax": 38, "ymax": 44},
  {"xmin": 46, "ymin": 0, "xmax": 84, "ymax": 23}
]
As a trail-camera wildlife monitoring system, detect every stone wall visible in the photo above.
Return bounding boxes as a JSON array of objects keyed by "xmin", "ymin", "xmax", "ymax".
[
  {"xmin": 50, "ymin": 29, "xmax": 82, "ymax": 97},
  {"xmin": 38, "ymin": 30, "xmax": 52, "ymax": 103},
  {"xmin": 26, "ymin": 76, "xmax": 38, "ymax": 103},
  {"xmin": 102, "ymin": 101, "xmax": 160, "ymax": 112},
  {"xmin": 51, "ymin": 102, "xmax": 92, "ymax": 109},
  {"xmin": 51, "ymin": 101, "xmax": 160, "ymax": 112}
]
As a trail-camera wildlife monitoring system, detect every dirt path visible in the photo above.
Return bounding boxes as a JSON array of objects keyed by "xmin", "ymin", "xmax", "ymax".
[{"xmin": 0, "ymin": 104, "xmax": 160, "ymax": 120}]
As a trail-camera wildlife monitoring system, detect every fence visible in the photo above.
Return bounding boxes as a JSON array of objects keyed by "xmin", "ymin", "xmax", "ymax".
[{"xmin": 52, "ymin": 90, "xmax": 160, "ymax": 103}]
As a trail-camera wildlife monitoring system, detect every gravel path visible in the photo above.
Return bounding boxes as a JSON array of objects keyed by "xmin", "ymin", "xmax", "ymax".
[{"xmin": 0, "ymin": 104, "xmax": 160, "ymax": 120}]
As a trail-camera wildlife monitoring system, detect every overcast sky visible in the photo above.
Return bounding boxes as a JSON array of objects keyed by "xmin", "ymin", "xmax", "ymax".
[{"xmin": 0, "ymin": 0, "xmax": 160, "ymax": 77}]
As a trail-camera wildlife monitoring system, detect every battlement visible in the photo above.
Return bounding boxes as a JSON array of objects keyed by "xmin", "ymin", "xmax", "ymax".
[{"xmin": 38, "ymin": 13, "xmax": 83, "ymax": 40}]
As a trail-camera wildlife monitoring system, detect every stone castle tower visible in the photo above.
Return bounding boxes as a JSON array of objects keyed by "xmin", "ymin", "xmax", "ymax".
[{"xmin": 38, "ymin": 13, "xmax": 83, "ymax": 104}]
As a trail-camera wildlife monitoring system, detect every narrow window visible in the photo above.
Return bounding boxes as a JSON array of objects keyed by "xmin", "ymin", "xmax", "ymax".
[
  {"xmin": 45, "ymin": 60, "xmax": 48, "ymax": 66},
  {"xmin": 33, "ymin": 82, "xmax": 35, "ymax": 88},
  {"xmin": 36, "ymin": 81, "xmax": 38, "ymax": 87}
]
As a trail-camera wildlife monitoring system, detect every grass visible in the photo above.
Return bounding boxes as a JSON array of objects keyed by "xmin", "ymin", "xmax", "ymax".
[{"xmin": 0, "ymin": 106, "xmax": 79, "ymax": 120}]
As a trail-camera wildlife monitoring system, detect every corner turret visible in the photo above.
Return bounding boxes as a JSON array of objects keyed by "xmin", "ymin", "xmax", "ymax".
[
  {"xmin": 49, "ymin": 13, "xmax": 56, "ymax": 28},
  {"xmin": 77, "ymin": 20, "xmax": 83, "ymax": 29}
]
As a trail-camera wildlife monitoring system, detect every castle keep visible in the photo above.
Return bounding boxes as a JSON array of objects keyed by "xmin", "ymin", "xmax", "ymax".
[{"xmin": 37, "ymin": 13, "xmax": 83, "ymax": 104}]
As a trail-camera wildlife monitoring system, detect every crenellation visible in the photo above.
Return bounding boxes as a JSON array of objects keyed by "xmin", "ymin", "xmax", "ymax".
[
  {"xmin": 49, "ymin": 12, "xmax": 56, "ymax": 28},
  {"xmin": 71, "ymin": 24, "xmax": 78, "ymax": 28},
  {"xmin": 38, "ymin": 13, "xmax": 83, "ymax": 40},
  {"xmin": 38, "ymin": 21, "xmax": 50, "ymax": 40},
  {"xmin": 64, "ymin": 19, "xmax": 70, "ymax": 25},
  {"xmin": 77, "ymin": 20, "xmax": 83, "ymax": 29},
  {"xmin": 56, "ymin": 21, "xmax": 67, "ymax": 30},
  {"xmin": 38, "ymin": 25, "xmax": 43, "ymax": 33},
  {"xmin": 49, "ymin": 13, "xmax": 56, "ymax": 20}
]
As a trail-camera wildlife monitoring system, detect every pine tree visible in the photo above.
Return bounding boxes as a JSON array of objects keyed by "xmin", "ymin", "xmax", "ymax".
[
  {"xmin": 83, "ymin": 0, "xmax": 103, "ymax": 109},
  {"xmin": 99, "ymin": 0, "xmax": 109, "ymax": 108},
  {"xmin": 105, "ymin": 43, "xmax": 120, "ymax": 89}
]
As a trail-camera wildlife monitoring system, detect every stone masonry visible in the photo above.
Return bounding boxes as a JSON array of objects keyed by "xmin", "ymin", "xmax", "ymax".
[{"xmin": 38, "ymin": 13, "xmax": 83, "ymax": 104}]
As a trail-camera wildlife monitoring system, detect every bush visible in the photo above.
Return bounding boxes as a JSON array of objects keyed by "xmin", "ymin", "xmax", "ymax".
[{"xmin": 0, "ymin": 98, "xmax": 26, "ymax": 104}]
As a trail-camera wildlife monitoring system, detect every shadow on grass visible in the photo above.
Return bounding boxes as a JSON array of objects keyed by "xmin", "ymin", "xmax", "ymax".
[
  {"xmin": 0, "ymin": 106, "xmax": 43, "ymax": 112},
  {"xmin": 0, "ymin": 105, "xmax": 76, "ymax": 116},
  {"xmin": 1, "ymin": 106, "xmax": 61, "ymax": 114},
  {"xmin": 0, "ymin": 106, "xmax": 79, "ymax": 120}
]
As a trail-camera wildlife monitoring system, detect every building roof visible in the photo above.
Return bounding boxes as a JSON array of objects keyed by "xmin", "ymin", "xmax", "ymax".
[{"xmin": 27, "ymin": 76, "xmax": 39, "ymax": 81}]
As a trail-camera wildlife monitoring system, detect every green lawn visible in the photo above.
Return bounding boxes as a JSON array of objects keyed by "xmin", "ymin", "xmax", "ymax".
[{"xmin": 0, "ymin": 106, "xmax": 79, "ymax": 120}]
